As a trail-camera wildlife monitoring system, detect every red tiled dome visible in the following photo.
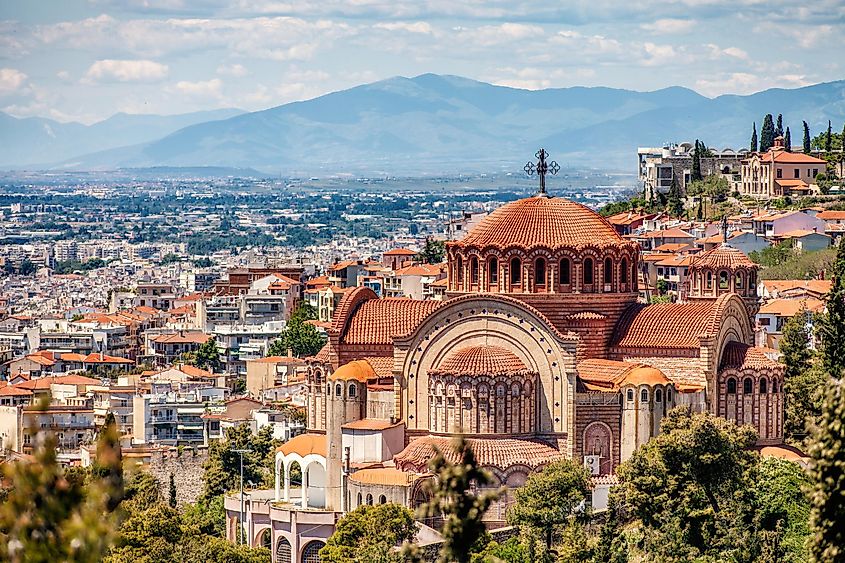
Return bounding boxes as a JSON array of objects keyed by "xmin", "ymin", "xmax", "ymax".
[
  {"xmin": 432, "ymin": 345, "xmax": 529, "ymax": 376},
  {"xmin": 691, "ymin": 244, "xmax": 757, "ymax": 270},
  {"xmin": 393, "ymin": 436, "xmax": 563, "ymax": 472},
  {"xmin": 452, "ymin": 196, "xmax": 628, "ymax": 250}
]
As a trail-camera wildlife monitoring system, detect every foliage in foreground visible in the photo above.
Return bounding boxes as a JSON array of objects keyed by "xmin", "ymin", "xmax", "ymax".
[
  {"xmin": 202, "ymin": 424, "xmax": 280, "ymax": 502},
  {"xmin": 320, "ymin": 503, "xmax": 417, "ymax": 563}
]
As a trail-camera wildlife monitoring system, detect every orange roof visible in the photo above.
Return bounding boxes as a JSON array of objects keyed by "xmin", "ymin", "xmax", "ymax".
[
  {"xmin": 15, "ymin": 374, "xmax": 101, "ymax": 390},
  {"xmin": 348, "ymin": 467, "xmax": 417, "ymax": 486},
  {"xmin": 0, "ymin": 386, "xmax": 32, "ymax": 397},
  {"xmin": 758, "ymin": 298, "xmax": 824, "ymax": 317},
  {"xmin": 394, "ymin": 436, "xmax": 563, "ymax": 472},
  {"xmin": 277, "ymin": 433, "xmax": 326, "ymax": 457},
  {"xmin": 653, "ymin": 242, "xmax": 692, "ymax": 253},
  {"xmin": 720, "ymin": 342, "xmax": 783, "ymax": 371},
  {"xmin": 82, "ymin": 353, "xmax": 133, "ymax": 364},
  {"xmin": 639, "ymin": 227, "xmax": 694, "ymax": 239},
  {"xmin": 817, "ymin": 210, "xmax": 845, "ymax": 221},
  {"xmin": 758, "ymin": 148, "xmax": 825, "ymax": 164},
  {"xmin": 757, "ymin": 444, "xmax": 807, "ymax": 462},
  {"xmin": 178, "ymin": 364, "xmax": 215, "ymax": 379},
  {"xmin": 431, "ymin": 345, "xmax": 529, "ymax": 376},
  {"xmin": 342, "ymin": 298, "xmax": 441, "ymax": 345},
  {"xmin": 775, "ymin": 179, "xmax": 809, "ymax": 188},
  {"xmin": 577, "ymin": 359, "xmax": 670, "ymax": 390},
  {"xmin": 613, "ymin": 301, "xmax": 719, "ymax": 349},
  {"xmin": 394, "ymin": 264, "xmax": 442, "ymax": 277},
  {"xmin": 606, "ymin": 211, "xmax": 649, "ymax": 226},
  {"xmin": 777, "ymin": 229, "xmax": 828, "ymax": 239},
  {"xmin": 383, "ymin": 248, "xmax": 417, "ymax": 256},
  {"xmin": 451, "ymin": 196, "xmax": 635, "ymax": 251},
  {"xmin": 330, "ymin": 360, "xmax": 377, "ymax": 383},
  {"xmin": 761, "ymin": 279, "xmax": 832, "ymax": 296},
  {"xmin": 690, "ymin": 244, "xmax": 757, "ymax": 270}
]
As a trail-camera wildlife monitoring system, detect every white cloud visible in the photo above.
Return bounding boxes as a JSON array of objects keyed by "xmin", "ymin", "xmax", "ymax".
[
  {"xmin": 641, "ymin": 18, "xmax": 695, "ymax": 34},
  {"xmin": 0, "ymin": 68, "xmax": 28, "ymax": 94},
  {"xmin": 694, "ymin": 71, "xmax": 812, "ymax": 96},
  {"xmin": 373, "ymin": 21, "xmax": 433, "ymax": 34},
  {"xmin": 175, "ymin": 77, "xmax": 223, "ymax": 97},
  {"xmin": 217, "ymin": 63, "xmax": 249, "ymax": 77},
  {"xmin": 85, "ymin": 59, "xmax": 169, "ymax": 83}
]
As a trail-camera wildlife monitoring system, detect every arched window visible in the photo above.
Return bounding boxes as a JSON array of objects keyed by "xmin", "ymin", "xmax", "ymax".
[
  {"xmin": 666, "ymin": 388, "xmax": 673, "ymax": 402},
  {"xmin": 302, "ymin": 541, "xmax": 325, "ymax": 563},
  {"xmin": 735, "ymin": 271, "xmax": 744, "ymax": 289},
  {"xmin": 379, "ymin": 494, "xmax": 387, "ymax": 504},
  {"xmin": 276, "ymin": 537, "xmax": 292, "ymax": 563},
  {"xmin": 510, "ymin": 257, "xmax": 522, "ymax": 285},
  {"xmin": 348, "ymin": 383, "xmax": 356, "ymax": 398},
  {"xmin": 335, "ymin": 383, "xmax": 342, "ymax": 397},
  {"xmin": 706, "ymin": 271, "xmax": 713, "ymax": 289},
  {"xmin": 772, "ymin": 379, "xmax": 778, "ymax": 393},
  {"xmin": 727, "ymin": 378, "xmax": 737, "ymax": 394},
  {"xmin": 655, "ymin": 388, "xmax": 663, "ymax": 402},
  {"xmin": 366, "ymin": 494, "xmax": 373, "ymax": 505},
  {"xmin": 488, "ymin": 257, "xmax": 498, "ymax": 285},
  {"xmin": 641, "ymin": 388, "xmax": 649, "ymax": 402},
  {"xmin": 719, "ymin": 271, "xmax": 729, "ymax": 289},
  {"xmin": 535, "ymin": 258, "xmax": 546, "ymax": 286},
  {"xmin": 583, "ymin": 258, "xmax": 594, "ymax": 285},
  {"xmin": 743, "ymin": 378, "xmax": 753, "ymax": 394},
  {"xmin": 470, "ymin": 256, "xmax": 479, "ymax": 285},
  {"xmin": 559, "ymin": 258, "xmax": 571, "ymax": 285},
  {"xmin": 759, "ymin": 378, "xmax": 768, "ymax": 393},
  {"xmin": 357, "ymin": 492, "xmax": 362, "ymax": 507},
  {"xmin": 455, "ymin": 256, "xmax": 463, "ymax": 288},
  {"xmin": 620, "ymin": 258, "xmax": 629, "ymax": 284},
  {"xmin": 627, "ymin": 389, "xmax": 634, "ymax": 402},
  {"xmin": 604, "ymin": 257, "xmax": 613, "ymax": 284}
]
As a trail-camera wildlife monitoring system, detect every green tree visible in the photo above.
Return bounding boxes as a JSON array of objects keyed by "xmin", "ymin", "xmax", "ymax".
[
  {"xmin": 819, "ymin": 237, "xmax": 845, "ymax": 378},
  {"xmin": 825, "ymin": 120, "xmax": 833, "ymax": 153},
  {"xmin": 417, "ymin": 238, "xmax": 446, "ymax": 264},
  {"xmin": 666, "ymin": 178, "xmax": 683, "ymax": 217},
  {"xmin": 189, "ymin": 337, "xmax": 220, "ymax": 371},
  {"xmin": 754, "ymin": 457, "xmax": 811, "ymax": 563},
  {"xmin": 761, "ymin": 114, "xmax": 775, "ymax": 152},
  {"xmin": 804, "ymin": 121, "xmax": 812, "ymax": 153},
  {"xmin": 807, "ymin": 376, "xmax": 845, "ymax": 562},
  {"xmin": 169, "ymin": 473, "xmax": 177, "ymax": 508},
  {"xmin": 0, "ymin": 412, "xmax": 124, "ymax": 562},
  {"xmin": 418, "ymin": 436, "xmax": 504, "ymax": 563},
  {"xmin": 691, "ymin": 139, "xmax": 703, "ymax": 182},
  {"xmin": 785, "ymin": 127, "xmax": 792, "ymax": 152},
  {"xmin": 751, "ymin": 122, "xmax": 758, "ymax": 152},
  {"xmin": 776, "ymin": 114, "xmax": 784, "ymax": 137},
  {"xmin": 507, "ymin": 459, "xmax": 591, "ymax": 551},
  {"xmin": 18, "ymin": 258, "xmax": 35, "ymax": 276},
  {"xmin": 616, "ymin": 407, "xmax": 760, "ymax": 561},
  {"xmin": 780, "ymin": 310, "xmax": 823, "ymax": 443},
  {"xmin": 202, "ymin": 424, "xmax": 279, "ymax": 501},
  {"xmin": 268, "ymin": 304, "xmax": 326, "ymax": 358},
  {"xmin": 320, "ymin": 503, "xmax": 417, "ymax": 563}
]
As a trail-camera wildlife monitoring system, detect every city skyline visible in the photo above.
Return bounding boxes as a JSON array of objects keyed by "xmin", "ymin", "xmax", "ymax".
[{"xmin": 1, "ymin": 0, "xmax": 842, "ymax": 124}]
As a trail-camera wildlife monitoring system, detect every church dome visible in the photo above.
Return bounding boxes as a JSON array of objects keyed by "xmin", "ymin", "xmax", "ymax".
[
  {"xmin": 691, "ymin": 244, "xmax": 757, "ymax": 270},
  {"xmin": 452, "ymin": 196, "xmax": 629, "ymax": 251},
  {"xmin": 432, "ymin": 345, "xmax": 529, "ymax": 376}
]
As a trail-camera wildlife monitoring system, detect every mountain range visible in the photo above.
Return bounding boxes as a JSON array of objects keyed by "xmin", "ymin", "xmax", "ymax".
[{"xmin": 3, "ymin": 74, "xmax": 844, "ymax": 174}]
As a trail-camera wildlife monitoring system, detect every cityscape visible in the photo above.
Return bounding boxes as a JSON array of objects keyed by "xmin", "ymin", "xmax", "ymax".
[{"xmin": 1, "ymin": 2, "xmax": 845, "ymax": 563}]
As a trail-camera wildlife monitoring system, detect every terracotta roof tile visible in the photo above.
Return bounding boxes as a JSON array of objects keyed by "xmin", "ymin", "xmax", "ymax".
[
  {"xmin": 16, "ymin": 374, "xmax": 101, "ymax": 390},
  {"xmin": 451, "ymin": 196, "xmax": 635, "ymax": 251},
  {"xmin": 577, "ymin": 359, "xmax": 670, "ymax": 389},
  {"xmin": 277, "ymin": 433, "xmax": 326, "ymax": 457},
  {"xmin": 720, "ymin": 342, "xmax": 783, "ymax": 371},
  {"xmin": 330, "ymin": 360, "xmax": 377, "ymax": 383},
  {"xmin": 690, "ymin": 244, "xmax": 757, "ymax": 270},
  {"xmin": 384, "ymin": 248, "xmax": 417, "ymax": 256},
  {"xmin": 431, "ymin": 345, "xmax": 529, "ymax": 376},
  {"xmin": 348, "ymin": 467, "xmax": 418, "ymax": 486},
  {"xmin": 817, "ymin": 210, "xmax": 845, "ymax": 221},
  {"xmin": 342, "ymin": 298, "xmax": 441, "ymax": 345},
  {"xmin": 393, "ymin": 436, "xmax": 563, "ymax": 472},
  {"xmin": 758, "ymin": 297, "xmax": 824, "ymax": 316},
  {"xmin": 613, "ymin": 301, "xmax": 717, "ymax": 349},
  {"xmin": 617, "ymin": 355, "xmax": 706, "ymax": 387}
]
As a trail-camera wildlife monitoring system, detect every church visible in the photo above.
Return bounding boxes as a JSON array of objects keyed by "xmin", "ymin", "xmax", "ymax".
[{"xmin": 227, "ymin": 178, "xmax": 785, "ymax": 562}]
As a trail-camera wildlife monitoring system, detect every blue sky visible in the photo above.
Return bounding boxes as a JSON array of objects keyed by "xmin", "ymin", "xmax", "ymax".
[{"xmin": 1, "ymin": 0, "xmax": 842, "ymax": 124}]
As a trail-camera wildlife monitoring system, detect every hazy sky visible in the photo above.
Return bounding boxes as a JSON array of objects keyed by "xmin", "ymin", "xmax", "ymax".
[{"xmin": 1, "ymin": 0, "xmax": 842, "ymax": 124}]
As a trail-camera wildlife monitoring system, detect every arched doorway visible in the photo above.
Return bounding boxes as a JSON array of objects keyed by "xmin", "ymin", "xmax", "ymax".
[
  {"xmin": 275, "ymin": 537, "xmax": 292, "ymax": 563},
  {"xmin": 256, "ymin": 528, "xmax": 271, "ymax": 549},
  {"xmin": 301, "ymin": 540, "xmax": 325, "ymax": 563}
]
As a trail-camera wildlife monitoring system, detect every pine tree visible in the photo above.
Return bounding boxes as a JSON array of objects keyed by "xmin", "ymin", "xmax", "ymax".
[
  {"xmin": 820, "ymin": 237, "xmax": 845, "ymax": 378},
  {"xmin": 168, "ymin": 473, "xmax": 177, "ymax": 508},
  {"xmin": 825, "ymin": 120, "xmax": 833, "ymax": 153},
  {"xmin": 804, "ymin": 121, "xmax": 812, "ymax": 154},
  {"xmin": 692, "ymin": 140, "xmax": 703, "ymax": 182},
  {"xmin": 761, "ymin": 114, "xmax": 775, "ymax": 152},
  {"xmin": 780, "ymin": 309, "xmax": 817, "ymax": 441},
  {"xmin": 751, "ymin": 122, "xmax": 758, "ymax": 152},
  {"xmin": 776, "ymin": 113, "xmax": 784, "ymax": 137},
  {"xmin": 784, "ymin": 127, "xmax": 791, "ymax": 152},
  {"xmin": 808, "ymin": 376, "xmax": 845, "ymax": 562}
]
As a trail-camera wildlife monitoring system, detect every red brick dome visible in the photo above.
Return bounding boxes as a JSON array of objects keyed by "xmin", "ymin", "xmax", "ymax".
[
  {"xmin": 453, "ymin": 196, "xmax": 627, "ymax": 250},
  {"xmin": 691, "ymin": 244, "xmax": 757, "ymax": 270},
  {"xmin": 432, "ymin": 345, "xmax": 529, "ymax": 376}
]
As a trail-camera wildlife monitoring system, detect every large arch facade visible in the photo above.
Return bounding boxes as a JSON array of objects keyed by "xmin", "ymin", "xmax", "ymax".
[
  {"xmin": 393, "ymin": 294, "xmax": 579, "ymax": 454},
  {"xmin": 701, "ymin": 293, "xmax": 755, "ymax": 408}
]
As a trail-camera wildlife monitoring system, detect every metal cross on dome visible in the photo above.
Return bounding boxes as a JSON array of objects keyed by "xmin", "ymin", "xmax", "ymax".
[{"xmin": 523, "ymin": 148, "xmax": 560, "ymax": 196}]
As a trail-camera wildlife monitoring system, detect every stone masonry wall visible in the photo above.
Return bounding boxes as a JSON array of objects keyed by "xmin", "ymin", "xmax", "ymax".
[{"xmin": 146, "ymin": 446, "xmax": 209, "ymax": 507}]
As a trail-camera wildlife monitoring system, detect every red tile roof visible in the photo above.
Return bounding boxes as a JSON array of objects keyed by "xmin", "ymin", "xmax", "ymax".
[
  {"xmin": 758, "ymin": 148, "xmax": 826, "ymax": 164},
  {"xmin": 82, "ymin": 353, "xmax": 133, "ymax": 364},
  {"xmin": 393, "ymin": 436, "xmax": 563, "ymax": 472},
  {"xmin": 451, "ymin": 196, "xmax": 635, "ymax": 251},
  {"xmin": 817, "ymin": 210, "xmax": 845, "ymax": 221},
  {"xmin": 342, "ymin": 297, "xmax": 441, "ymax": 345},
  {"xmin": 431, "ymin": 345, "xmax": 529, "ymax": 376},
  {"xmin": 383, "ymin": 248, "xmax": 417, "ymax": 256},
  {"xmin": 577, "ymin": 359, "xmax": 670, "ymax": 389},
  {"xmin": 720, "ymin": 342, "xmax": 783, "ymax": 371},
  {"xmin": 15, "ymin": 374, "xmax": 101, "ymax": 390},
  {"xmin": 276, "ymin": 433, "xmax": 326, "ymax": 457},
  {"xmin": 691, "ymin": 244, "xmax": 757, "ymax": 270},
  {"xmin": 613, "ymin": 301, "xmax": 718, "ymax": 349},
  {"xmin": 329, "ymin": 360, "xmax": 377, "ymax": 383}
]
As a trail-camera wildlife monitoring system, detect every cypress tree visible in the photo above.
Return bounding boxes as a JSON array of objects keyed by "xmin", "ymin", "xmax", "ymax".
[
  {"xmin": 825, "ymin": 120, "xmax": 833, "ymax": 152},
  {"xmin": 776, "ymin": 113, "xmax": 784, "ymax": 137},
  {"xmin": 667, "ymin": 178, "xmax": 683, "ymax": 217},
  {"xmin": 808, "ymin": 376, "xmax": 845, "ymax": 563},
  {"xmin": 784, "ymin": 127, "xmax": 791, "ymax": 152},
  {"xmin": 692, "ymin": 139, "xmax": 702, "ymax": 182},
  {"xmin": 780, "ymin": 308, "xmax": 815, "ymax": 440},
  {"xmin": 751, "ymin": 122, "xmax": 758, "ymax": 152},
  {"xmin": 803, "ymin": 121, "xmax": 812, "ymax": 153},
  {"xmin": 820, "ymin": 237, "xmax": 845, "ymax": 378},
  {"xmin": 761, "ymin": 114, "xmax": 775, "ymax": 152},
  {"xmin": 169, "ymin": 473, "xmax": 177, "ymax": 508},
  {"xmin": 841, "ymin": 122, "xmax": 845, "ymax": 152}
]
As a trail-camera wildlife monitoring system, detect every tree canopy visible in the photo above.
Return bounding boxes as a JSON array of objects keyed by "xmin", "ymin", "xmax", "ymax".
[
  {"xmin": 320, "ymin": 503, "xmax": 417, "ymax": 563},
  {"xmin": 780, "ymin": 310, "xmax": 824, "ymax": 444},
  {"xmin": 268, "ymin": 303, "xmax": 325, "ymax": 358},
  {"xmin": 820, "ymin": 237, "xmax": 845, "ymax": 378},
  {"xmin": 417, "ymin": 238, "xmax": 446, "ymax": 264}
]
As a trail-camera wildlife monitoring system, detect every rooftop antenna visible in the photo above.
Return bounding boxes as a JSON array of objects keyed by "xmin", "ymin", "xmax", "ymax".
[
  {"xmin": 524, "ymin": 148, "xmax": 559, "ymax": 197},
  {"xmin": 722, "ymin": 215, "xmax": 729, "ymax": 245}
]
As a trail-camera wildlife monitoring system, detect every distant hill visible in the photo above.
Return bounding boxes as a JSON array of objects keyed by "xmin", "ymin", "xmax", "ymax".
[
  {"xmin": 5, "ymin": 74, "xmax": 844, "ymax": 173},
  {"xmin": 0, "ymin": 108, "xmax": 245, "ymax": 167}
]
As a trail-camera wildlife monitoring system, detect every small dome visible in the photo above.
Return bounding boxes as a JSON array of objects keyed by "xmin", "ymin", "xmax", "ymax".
[
  {"xmin": 433, "ymin": 345, "xmax": 528, "ymax": 376},
  {"xmin": 619, "ymin": 366, "xmax": 671, "ymax": 387},
  {"xmin": 451, "ymin": 196, "xmax": 628, "ymax": 251},
  {"xmin": 691, "ymin": 244, "xmax": 756, "ymax": 270},
  {"xmin": 329, "ymin": 359, "xmax": 376, "ymax": 382}
]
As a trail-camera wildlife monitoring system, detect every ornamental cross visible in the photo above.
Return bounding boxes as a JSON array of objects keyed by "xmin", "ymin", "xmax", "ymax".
[{"xmin": 523, "ymin": 148, "xmax": 560, "ymax": 196}]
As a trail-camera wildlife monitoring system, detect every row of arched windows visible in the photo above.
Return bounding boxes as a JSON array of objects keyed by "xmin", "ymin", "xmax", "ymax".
[
  {"xmin": 451, "ymin": 252, "xmax": 637, "ymax": 294},
  {"xmin": 625, "ymin": 386, "xmax": 673, "ymax": 403},
  {"xmin": 726, "ymin": 376, "xmax": 778, "ymax": 394},
  {"xmin": 356, "ymin": 492, "xmax": 388, "ymax": 507},
  {"xmin": 692, "ymin": 269, "xmax": 756, "ymax": 297},
  {"xmin": 428, "ymin": 377, "xmax": 535, "ymax": 434}
]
